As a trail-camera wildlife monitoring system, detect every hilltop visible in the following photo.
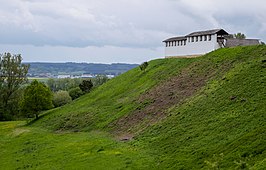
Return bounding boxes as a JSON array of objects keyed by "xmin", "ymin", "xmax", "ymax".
[{"xmin": 1, "ymin": 45, "xmax": 266, "ymax": 169}]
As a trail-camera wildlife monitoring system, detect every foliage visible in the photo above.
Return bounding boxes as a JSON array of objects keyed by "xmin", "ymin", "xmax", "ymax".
[
  {"xmin": 46, "ymin": 78, "xmax": 56, "ymax": 91},
  {"xmin": 139, "ymin": 61, "xmax": 149, "ymax": 72},
  {"xmin": 68, "ymin": 87, "xmax": 83, "ymax": 100},
  {"xmin": 234, "ymin": 32, "xmax": 246, "ymax": 39},
  {"xmin": 0, "ymin": 53, "xmax": 29, "ymax": 120},
  {"xmin": 47, "ymin": 78, "xmax": 82, "ymax": 92},
  {"xmin": 47, "ymin": 76, "xmax": 109, "ymax": 93},
  {"xmin": 226, "ymin": 34, "xmax": 234, "ymax": 38},
  {"xmin": 92, "ymin": 75, "xmax": 109, "ymax": 87},
  {"xmin": 53, "ymin": 90, "xmax": 72, "ymax": 107},
  {"xmin": 21, "ymin": 80, "xmax": 53, "ymax": 119},
  {"xmin": 79, "ymin": 79, "xmax": 93, "ymax": 93},
  {"xmin": 46, "ymin": 76, "xmax": 109, "ymax": 93},
  {"xmin": 10, "ymin": 86, "xmax": 26, "ymax": 119}
]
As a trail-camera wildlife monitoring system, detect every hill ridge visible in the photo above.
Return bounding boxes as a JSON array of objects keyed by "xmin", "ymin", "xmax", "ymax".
[{"xmin": 29, "ymin": 45, "xmax": 266, "ymax": 169}]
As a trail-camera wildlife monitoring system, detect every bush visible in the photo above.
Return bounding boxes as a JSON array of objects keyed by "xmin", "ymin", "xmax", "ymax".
[
  {"xmin": 92, "ymin": 75, "xmax": 109, "ymax": 87},
  {"xmin": 68, "ymin": 87, "xmax": 83, "ymax": 100},
  {"xmin": 139, "ymin": 62, "xmax": 149, "ymax": 72},
  {"xmin": 53, "ymin": 90, "xmax": 72, "ymax": 107},
  {"xmin": 79, "ymin": 80, "xmax": 93, "ymax": 93},
  {"xmin": 46, "ymin": 78, "xmax": 83, "ymax": 92}
]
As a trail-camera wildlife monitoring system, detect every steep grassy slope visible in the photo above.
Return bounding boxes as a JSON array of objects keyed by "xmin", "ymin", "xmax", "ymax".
[
  {"xmin": 135, "ymin": 45, "xmax": 266, "ymax": 169},
  {"xmin": 31, "ymin": 58, "xmax": 196, "ymax": 133},
  {"xmin": 1, "ymin": 45, "xmax": 265, "ymax": 169}
]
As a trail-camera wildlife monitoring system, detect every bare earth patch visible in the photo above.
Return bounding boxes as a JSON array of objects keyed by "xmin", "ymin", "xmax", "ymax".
[{"xmin": 111, "ymin": 61, "xmax": 233, "ymax": 138}]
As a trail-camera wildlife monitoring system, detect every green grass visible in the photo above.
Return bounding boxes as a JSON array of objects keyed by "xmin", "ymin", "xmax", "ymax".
[
  {"xmin": 1, "ymin": 45, "xmax": 265, "ymax": 169},
  {"xmin": 31, "ymin": 58, "xmax": 196, "ymax": 132},
  {"xmin": 0, "ymin": 121, "xmax": 153, "ymax": 169},
  {"xmin": 135, "ymin": 45, "xmax": 266, "ymax": 169}
]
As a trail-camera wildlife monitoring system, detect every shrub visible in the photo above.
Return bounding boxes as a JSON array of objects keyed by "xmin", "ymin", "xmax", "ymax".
[
  {"xmin": 79, "ymin": 80, "xmax": 93, "ymax": 93},
  {"xmin": 53, "ymin": 90, "xmax": 72, "ymax": 107},
  {"xmin": 139, "ymin": 62, "xmax": 149, "ymax": 72},
  {"xmin": 68, "ymin": 87, "xmax": 83, "ymax": 100},
  {"xmin": 92, "ymin": 75, "xmax": 109, "ymax": 87},
  {"xmin": 46, "ymin": 78, "xmax": 83, "ymax": 92}
]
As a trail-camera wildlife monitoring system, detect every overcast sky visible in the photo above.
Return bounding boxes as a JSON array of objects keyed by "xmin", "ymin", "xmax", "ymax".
[{"xmin": 0, "ymin": 0, "xmax": 265, "ymax": 63}]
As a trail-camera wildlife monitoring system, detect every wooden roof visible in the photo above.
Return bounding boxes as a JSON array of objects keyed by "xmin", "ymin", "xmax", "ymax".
[
  {"xmin": 163, "ymin": 36, "xmax": 186, "ymax": 42},
  {"xmin": 163, "ymin": 29, "xmax": 229, "ymax": 42},
  {"xmin": 186, "ymin": 29, "xmax": 229, "ymax": 37}
]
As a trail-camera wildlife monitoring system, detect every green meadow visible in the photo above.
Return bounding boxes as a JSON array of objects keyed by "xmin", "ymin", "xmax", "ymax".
[
  {"xmin": 0, "ymin": 121, "xmax": 152, "ymax": 169},
  {"xmin": 1, "ymin": 45, "xmax": 265, "ymax": 169}
]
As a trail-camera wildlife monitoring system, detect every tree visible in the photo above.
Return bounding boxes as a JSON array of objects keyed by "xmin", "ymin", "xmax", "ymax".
[
  {"xmin": 53, "ymin": 90, "xmax": 72, "ymax": 107},
  {"xmin": 139, "ymin": 62, "xmax": 149, "ymax": 72},
  {"xmin": 79, "ymin": 80, "xmax": 93, "ymax": 93},
  {"xmin": 46, "ymin": 78, "xmax": 57, "ymax": 92},
  {"xmin": 226, "ymin": 34, "xmax": 234, "ymax": 39},
  {"xmin": 92, "ymin": 75, "xmax": 109, "ymax": 87},
  {"xmin": 21, "ymin": 80, "xmax": 53, "ymax": 119},
  {"xmin": 46, "ymin": 78, "xmax": 82, "ymax": 92},
  {"xmin": 0, "ymin": 53, "xmax": 29, "ymax": 120},
  {"xmin": 68, "ymin": 87, "xmax": 83, "ymax": 100},
  {"xmin": 234, "ymin": 33, "xmax": 246, "ymax": 39}
]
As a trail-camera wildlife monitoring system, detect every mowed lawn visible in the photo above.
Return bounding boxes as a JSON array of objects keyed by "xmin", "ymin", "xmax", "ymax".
[{"xmin": 0, "ymin": 121, "xmax": 153, "ymax": 170}]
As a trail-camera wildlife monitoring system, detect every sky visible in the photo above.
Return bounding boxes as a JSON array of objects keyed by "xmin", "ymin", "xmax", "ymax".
[{"xmin": 0, "ymin": 0, "xmax": 265, "ymax": 64}]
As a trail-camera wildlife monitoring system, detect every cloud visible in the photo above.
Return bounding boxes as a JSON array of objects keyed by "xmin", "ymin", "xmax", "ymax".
[
  {"xmin": 178, "ymin": 0, "xmax": 266, "ymax": 39},
  {"xmin": 0, "ymin": 1, "xmax": 220, "ymax": 47},
  {"xmin": 0, "ymin": 44, "xmax": 164, "ymax": 64},
  {"xmin": 0, "ymin": 0, "xmax": 175, "ymax": 47},
  {"xmin": 1, "ymin": 0, "xmax": 266, "ymax": 47},
  {"xmin": 0, "ymin": 0, "xmax": 265, "ymax": 63}
]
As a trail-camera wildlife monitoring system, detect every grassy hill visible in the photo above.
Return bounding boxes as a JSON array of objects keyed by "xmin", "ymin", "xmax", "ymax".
[{"xmin": 1, "ymin": 45, "xmax": 265, "ymax": 169}]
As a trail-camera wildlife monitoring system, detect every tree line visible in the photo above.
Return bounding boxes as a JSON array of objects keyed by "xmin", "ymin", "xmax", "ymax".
[
  {"xmin": 28, "ymin": 62, "xmax": 138, "ymax": 77},
  {"xmin": 0, "ymin": 53, "xmax": 109, "ymax": 121}
]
